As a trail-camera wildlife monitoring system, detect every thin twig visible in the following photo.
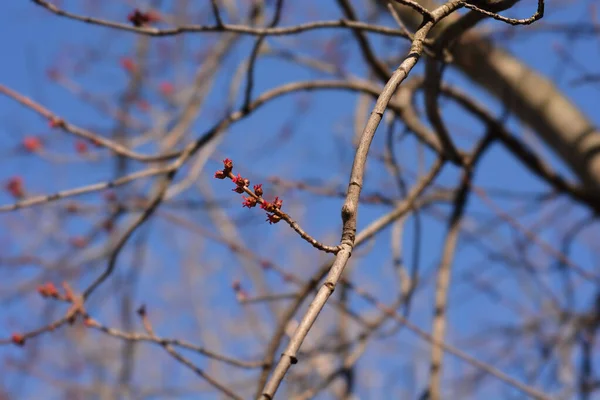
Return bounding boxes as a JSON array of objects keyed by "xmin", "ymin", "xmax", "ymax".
[
  {"xmin": 31, "ymin": 0, "xmax": 412, "ymax": 39},
  {"xmin": 463, "ymin": 0, "xmax": 544, "ymax": 26}
]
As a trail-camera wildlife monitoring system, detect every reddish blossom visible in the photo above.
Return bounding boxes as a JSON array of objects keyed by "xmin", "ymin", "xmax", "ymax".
[
  {"xmin": 45, "ymin": 282, "xmax": 59, "ymax": 297},
  {"xmin": 127, "ymin": 9, "xmax": 161, "ymax": 27},
  {"xmin": 37, "ymin": 282, "xmax": 59, "ymax": 298},
  {"xmin": 266, "ymin": 213, "xmax": 281, "ymax": 224},
  {"xmin": 120, "ymin": 57, "xmax": 137, "ymax": 73},
  {"xmin": 253, "ymin": 184, "xmax": 263, "ymax": 197},
  {"xmin": 70, "ymin": 236, "xmax": 87, "ymax": 249},
  {"xmin": 242, "ymin": 196, "xmax": 258, "ymax": 208},
  {"xmin": 11, "ymin": 334, "xmax": 25, "ymax": 347},
  {"xmin": 22, "ymin": 136, "xmax": 42, "ymax": 152},
  {"xmin": 261, "ymin": 197, "xmax": 282, "ymax": 212},
  {"xmin": 159, "ymin": 81, "xmax": 174, "ymax": 96},
  {"xmin": 214, "ymin": 170, "xmax": 227, "ymax": 179},
  {"xmin": 75, "ymin": 140, "xmax": 88, "ymax": 154},
  {"xmin": 5, "ymin": 176, "xmax": 24, "ymax": 198},
  {"xmin": 232, "ymin": 174, "xmax": 249, "ymax": 188},
  {"xmin": 222, "ymin": 158, "xmax": 233, "ymax": 172}
]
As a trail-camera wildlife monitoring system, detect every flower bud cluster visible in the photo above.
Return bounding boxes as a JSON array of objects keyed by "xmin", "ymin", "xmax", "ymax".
[{"xmin": 214, "ymin": 158, "xmax": 283, "ymax": 224}]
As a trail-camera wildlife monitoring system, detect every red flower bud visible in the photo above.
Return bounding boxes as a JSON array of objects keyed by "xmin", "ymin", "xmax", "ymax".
[
  {"xmin": 242, "ymin": 196, "xmax": 258, "ymax": 208},
  {"xmin": 127, "ymin": 9, "xmax": 160, "ymax": 27},
  {"xmin": 266, "ymin": 213, "xmax": 281, "ymax": 224},
  {"xmin": 11, "ymin": 334, "xmax": 25, "ymax": 347},
  {"xmin": 75, "ymin": 140, "xmax": 88, "ymax": 154},
  {"xmin": 232, "ymin": 174, "xmax": 249, "ymax": 188},
  {"xmin": 159, "ymin": 82, "xmax": 174, "ymax": 96},
  {"xmin": 222, "ymin": 158, "xmax": 233, "ymax": 172},
  {"xmin": 5, "ymin": 176, "xmax": 24, "ymax": 198},
  {"xmin": 38, "ymin": 282, "xmax": 59, "ymax": 298},
  {"xmin": 120, "ymin": 57, "xmax": 137, "ymax": 73},
  {"xmin": 22, "ymin": 136, "xmax": 42, "ymax": 152}
]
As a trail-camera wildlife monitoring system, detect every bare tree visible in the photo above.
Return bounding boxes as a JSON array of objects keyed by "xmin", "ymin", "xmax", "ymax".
[{"xmin": 1, "ymin": 0, "xmax": 599, "ymax": 399}]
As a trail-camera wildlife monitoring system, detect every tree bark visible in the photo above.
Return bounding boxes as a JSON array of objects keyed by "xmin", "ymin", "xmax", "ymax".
[{"xmin": 379, "ymin": 0, "xmax": 600, "ymax": 195}]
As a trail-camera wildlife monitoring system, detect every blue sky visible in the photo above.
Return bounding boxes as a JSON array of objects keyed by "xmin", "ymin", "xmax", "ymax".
[{"xmin": 1, "ymin": 0, "xmax": 600, "ymax": 399}]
